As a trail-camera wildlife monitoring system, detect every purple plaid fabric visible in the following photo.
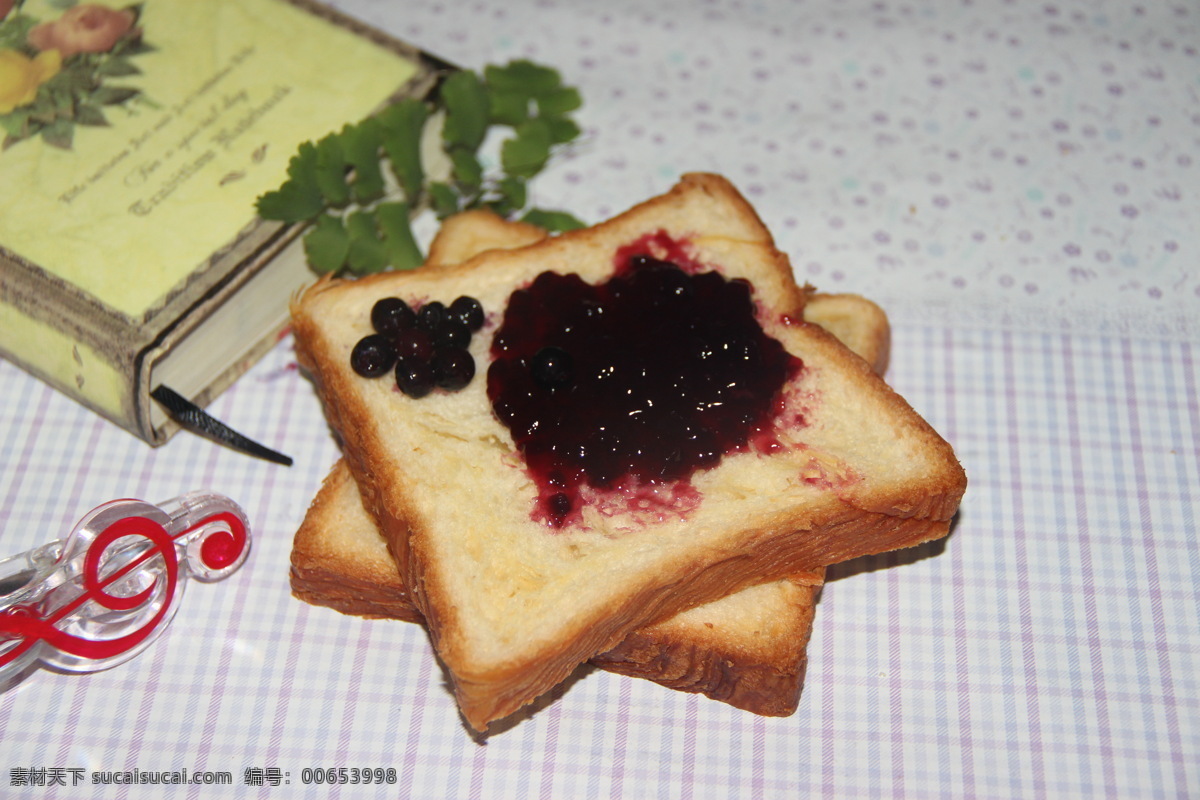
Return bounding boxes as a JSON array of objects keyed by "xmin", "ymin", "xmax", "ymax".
[{"xmin": 2, "ymin": 0, "xmax": 1197, "ymax": 796}]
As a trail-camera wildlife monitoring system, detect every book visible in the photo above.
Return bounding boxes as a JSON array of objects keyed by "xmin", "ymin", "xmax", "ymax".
[{"xmin": 0, "ymin": 0, "xmax": 451, "ymax": 449}]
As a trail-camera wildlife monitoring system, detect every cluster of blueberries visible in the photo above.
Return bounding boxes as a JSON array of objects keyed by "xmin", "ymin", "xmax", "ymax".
[{"xmin": 350, "ymin": 295, "xmax": 485, "ymax": 398}]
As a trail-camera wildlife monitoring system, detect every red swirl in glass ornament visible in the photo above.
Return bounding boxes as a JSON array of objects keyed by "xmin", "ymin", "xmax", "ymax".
[{"xmin": 0, "ymin": 494, "xmax": 251, "ymax": 686}]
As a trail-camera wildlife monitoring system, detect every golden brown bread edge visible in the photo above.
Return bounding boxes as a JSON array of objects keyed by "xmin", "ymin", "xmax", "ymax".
[
  {"xmin": 291, "ymin": 174, "xmax": 966, "ymax": 729},
  {"xmin": 290, "ymin": 288, "xmax": 890, "ymax": 716}
]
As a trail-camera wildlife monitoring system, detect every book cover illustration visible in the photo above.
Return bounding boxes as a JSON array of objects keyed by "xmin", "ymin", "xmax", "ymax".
[
  {"xmin": 0, "ymin": 0, "xmax": 437, "ymax": 447},
  {"xmin": 0, "ymin": 1, "xmax": 153, "ymax": 150}
]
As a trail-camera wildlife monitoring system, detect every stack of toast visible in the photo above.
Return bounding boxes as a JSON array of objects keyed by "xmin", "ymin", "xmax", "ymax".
[{"xmin": 290, "ymin": 174, "xmax": 966, "ymax": 731}]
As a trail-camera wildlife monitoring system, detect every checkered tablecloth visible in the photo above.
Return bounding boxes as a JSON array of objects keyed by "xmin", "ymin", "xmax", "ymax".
[{"xmin": 2, "ymin": 1, "xmax": 1197, "ymax": 797}]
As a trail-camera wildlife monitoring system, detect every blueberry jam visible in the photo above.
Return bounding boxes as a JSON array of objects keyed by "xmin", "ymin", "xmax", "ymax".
[{"xmin": 487, "ymin": 246, "xmax": 802, "ymax": 528}]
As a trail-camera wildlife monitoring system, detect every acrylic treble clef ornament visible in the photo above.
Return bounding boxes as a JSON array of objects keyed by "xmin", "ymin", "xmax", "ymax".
[{"xmin": 0, "ymin": 493, "xmax": 250, "ymax": 691}]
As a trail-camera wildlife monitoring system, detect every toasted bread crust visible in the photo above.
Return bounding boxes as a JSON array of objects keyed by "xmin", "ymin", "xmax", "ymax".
[
  {"xmin": 805, "ymin": 292, "xmax": 891, "ymax": 376},
  {"xmin": 291, "ymin": 460, "xmax": 423, "ymax": 622},
  {"xmin": 426, "ymin": 208, "xmax": 548, "ymax": 266},
  {"xmin": 591, "ymin": 581, "xmax": 819, "ymax": 716},
  {"xmin": 291, "ymin": 174, "xmax": 966, "ymax": 729}
]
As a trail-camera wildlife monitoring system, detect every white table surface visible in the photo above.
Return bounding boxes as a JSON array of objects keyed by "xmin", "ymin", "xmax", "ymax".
[{"xmin": 2, "ymin": 0, "xmax": 1197, "ymax": 797}]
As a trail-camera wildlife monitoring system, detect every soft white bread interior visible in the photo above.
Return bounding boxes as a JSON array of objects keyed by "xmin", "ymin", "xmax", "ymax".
[{"xmin": 291, "ymin": 173, "xmax": 966, "ymax": 730}]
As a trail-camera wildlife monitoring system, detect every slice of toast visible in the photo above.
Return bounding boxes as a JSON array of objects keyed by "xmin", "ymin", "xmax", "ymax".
[
  {"xmin": 291, "ymin": 173, "xmax": 967, "ymax": 730},
  {"xmin": 293, "ymin": 210, "xmax": 839, "ymax": 716},
  {"xmin": 291, "ymin": 287, "xmax": 890, "ymax": 716}
]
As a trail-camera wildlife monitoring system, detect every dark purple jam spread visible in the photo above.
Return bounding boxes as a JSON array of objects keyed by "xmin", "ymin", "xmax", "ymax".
[{"xmin": 487, "ymin": 235, "xmax": 802, "ymax": 527}]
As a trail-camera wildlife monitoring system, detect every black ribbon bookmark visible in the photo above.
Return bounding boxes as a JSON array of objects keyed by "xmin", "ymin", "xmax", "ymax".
[{"xmin": 151, "ymin": 385, "xmax": 293, "ymax": 466}]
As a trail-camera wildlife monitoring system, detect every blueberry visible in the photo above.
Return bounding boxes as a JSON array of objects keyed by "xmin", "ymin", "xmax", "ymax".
[
  {"xmin": 350, "ymin": 334, "xmax": 396, "ymax": 377},
  {"xmin": 547, "ymin": 492, "xmax": 572, "ymax": 521},
  {"xmin": 432, "ymin": 347, "xmax": 475, "ymax": 391},
  {"xmin": 395, "ymin": 357, "xmax": 435, "ymax": 398},
  {"xmin": 394, "ymin": 328, "xmax": 434, "ymax": 362},
  {"xmin": 449, "ymin": 295, "xmax": 485, "ymax": 331},
  {"xmin": 531, "ymin": 346, "xmax": 574, "ymax": 391},
  {"xmin": 637, "ymin": 262, "xmax": 693, "ymax": 304},
  {"xmin": 434, "ymin": 318, "xmax": 472, "ymax": 349},
  {"xmin": 371, "ymin": 297, "xmax": 415, "ymax": 335},
  {"xmin": 417, "ymin": 301, "xmax": 447, "ymax": 332}
]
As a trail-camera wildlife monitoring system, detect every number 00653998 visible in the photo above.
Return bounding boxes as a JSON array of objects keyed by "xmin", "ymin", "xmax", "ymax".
[{"xmin": 300, "ymin": 767, "xmax": 398, "ymax": 785}]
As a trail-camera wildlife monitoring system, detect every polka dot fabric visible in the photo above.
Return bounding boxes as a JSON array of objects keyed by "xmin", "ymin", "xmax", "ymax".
[{"xmin": 354, "ymin": 0, "xmax": 1199, "ymax": 339}]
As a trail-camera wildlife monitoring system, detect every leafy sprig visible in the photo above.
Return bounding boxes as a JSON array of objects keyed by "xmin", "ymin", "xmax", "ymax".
[{"xmin": 255, "ymin": 59, "xmax": 587, "ymax": 276}]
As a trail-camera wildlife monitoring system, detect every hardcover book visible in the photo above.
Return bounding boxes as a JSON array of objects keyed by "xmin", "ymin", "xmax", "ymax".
[{"xmin": 0, "ymin": 0, "xmax": 449, "ymax": 446}]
